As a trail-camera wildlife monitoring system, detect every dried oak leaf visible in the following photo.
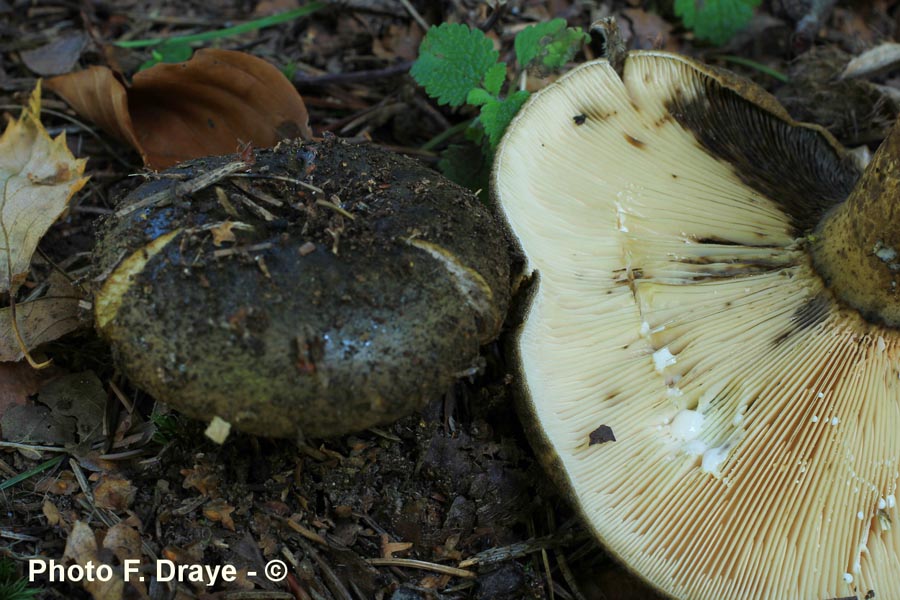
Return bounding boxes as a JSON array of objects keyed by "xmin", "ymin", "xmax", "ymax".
[
  {"xmin": 46, "ymin": 49, "xmax": 313, "ymax": 170},
  {"xmin": 0, "ymin": 83, "xmax": 88, "ymax": 294}
]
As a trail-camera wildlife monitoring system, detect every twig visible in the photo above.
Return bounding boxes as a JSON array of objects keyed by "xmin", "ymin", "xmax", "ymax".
[
  {"xmin": 1, "ymin": 529, "xmax": 40, "ymax": 542},
  {"xmin": 230, "ymin": 172, "xmax": 324, "ymax": 195},
  {"xmin": 0, "ymin": 441, "xmax": 69, "ymax": 453},
  {"xmin": 555, "ymin": 550, "xmax": 591, "ymax": 600},
  {"xmin": 69, "ymin": 458, "xmax": 93, "ymax": 503},
  {"xmin": 116, "ymin": 161, "xmax": 250, "ymax": 217},
  {"xmin": 216, "ymin": 592, "xmax": 295, "ymax": 599},
  {"xmin": 458, "ymin": 530, "xmax": 589, "ymax": 568},
  {"xmin": 316, "ymin": 199, "xmax": 355, "ymax": 220},
  {"xmin": 542, "ymin": 547, "xmax": 555, "ymax": 600},
  {"xmin": 367, "ymin": 558, "xmax": 476, "ymax": 578},
  {"xmin": 297, "ymin": 538, "xmax": 354, "ymax": 600},
  {"xmin": 398, "ymin": 0, "xmax": 429, "ymax": 31},
  {"xmin": 294, "ymin": 62, "xmax": 412, "ymax": 87},
  {"xmin": 279, "ymin": 515, "xmax": 329, "ymax": 546}
]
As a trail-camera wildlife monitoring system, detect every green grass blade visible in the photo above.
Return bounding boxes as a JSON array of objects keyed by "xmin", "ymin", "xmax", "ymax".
[
  {"xmin": 114, "ymin": 2, "xmax": 325, "ymax": 48},
  {"xmin": 0, "ymin": 455, "xmax": 65, "ymax": 492},
  {"xmin": 715, "ymin": 55, "xmax": 789, "ymax": 83}
]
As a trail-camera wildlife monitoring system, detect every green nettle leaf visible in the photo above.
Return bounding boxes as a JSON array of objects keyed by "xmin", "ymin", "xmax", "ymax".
[
  {"xmin": 515, "ymin": 18, "xmax": 588, "ymax": 72},
  {"xmin": 675, "ymin": 0, "xmax": 761, "ymax": 45},
  {"xmin": 541, "ymin": 29, "xmax": 590, "ymax": 70},
  {"xmin": 482, "ymin": 62, "xmax": 508, "ymax": 97},
  {"xmin": 480, "ymin": 90, "xmax": 530, "ymax": 149},
  {"xmin": 411, "ymin": 23, "xmax": 499, "ymax": 107},
  {"xmin": 466, "ymin": 88, "xmax": 494, "ymax": 106}
]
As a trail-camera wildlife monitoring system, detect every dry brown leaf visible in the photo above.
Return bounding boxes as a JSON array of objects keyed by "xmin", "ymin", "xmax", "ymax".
[
  {"xmin": 0, "ymin": 403, "xmax": 76, "ymax": 445},
  {"xmin": 45, "ymin": 67, "xmax": 140, "ymax": 152},
  {"xmin": 209, "ymin": 221, "xmax": 237, "ymax": 246},
  {"xmin": 203, "ymin": 498, "xmax": 236, "ymax": 531},
  {"xmin": 63, "ymin": 521, "xmax": 125, "ymax": 600},
  {"xmin": 0, "ymin": 274, "xmax": 85, "ymax": 361},
  {"xmin": 38, "ymin": 370, "xmax": 107, "ymax": 444},
  {"xmin": 42, "ymin": 499, "xmax": 60, "ymax": 526},
  {"xmin": 47, "ymin": 49, "xmax": 312, "ymax": 169},
  {"xmin": 34, "ymin": 470, "xmax": 79, "ymax": 495},
  {"xmin": 103, "ymin": 522, "xmax": 142, "ymax": 563},
  {"xmin": 20, "ymin": 32, "xmax": 89, "ymax": 76},
  {"xmin": 0, "ymin": 361, "xmax": 61, "ymax": 420},
  {"xmin": 93, "ymin": 474, "xmax": 137, "ymax": 511},
  {"xmin": 0, "ymin": 82, "xmax": 88, "ymax": 294},
  {"xmin": 621, "ymin": 9, "xmax": 677, "ymax": 51},
  {"xmin": 181, "ymin": 463, "xmax": 220, "ymax": 496}
]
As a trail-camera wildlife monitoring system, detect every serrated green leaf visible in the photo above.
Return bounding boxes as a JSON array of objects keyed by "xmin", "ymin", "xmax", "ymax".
[
  {"xmin": 675, "ymin": 0, "xmax": 760, "ymax": 45},
  {"xmin": 411, "ymin": 23, "xmax": 499, "ymax": 107},
  {"xmin": 480, "ymin": 90, "xmax": 530, "ymax": 149},
  {"xmin": 515, "ymin": 19, "xmax": 588, "ymax": 72},
  {"xmin": 464, "ymin": 123, "xmax": 485, "ymax": 145},
  {"xmin": 541, "ymin": 29, "xmax": 589, "ymax": 70},
  {"xmin": 515, "ymin": 19, "xmax": 566, "ymax": 68},
  {"xmin": 467, "ymin": 88, "xmax": 494, "ymax": 106},
  {"xmin": 483, "ymin": 62, "xmax": 507, "ymax": 96}
]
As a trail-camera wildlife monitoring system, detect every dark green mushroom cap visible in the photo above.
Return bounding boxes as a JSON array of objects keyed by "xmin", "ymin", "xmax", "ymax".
[
  {"xmin": 495, "ymin": 51, "xmax": 900, "ymax": 600},
  {"xmin": 93, "ymin": 137, "xmax": 509, "ymax": 438}
]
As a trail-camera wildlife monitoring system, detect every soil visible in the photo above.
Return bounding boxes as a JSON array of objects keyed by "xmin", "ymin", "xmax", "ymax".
[{"xmin": 1, "ymin": 1, "xmax": 899, "ymax": 599}]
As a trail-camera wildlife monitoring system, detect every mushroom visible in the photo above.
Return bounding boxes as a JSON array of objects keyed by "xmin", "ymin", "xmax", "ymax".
[
  {"xmin": 93, "ymin": 137, "xmax": 509, "ymax": 438},
  {"xmin": 494, "ymin": 50, "xmax": 900, "ymax": 599}
]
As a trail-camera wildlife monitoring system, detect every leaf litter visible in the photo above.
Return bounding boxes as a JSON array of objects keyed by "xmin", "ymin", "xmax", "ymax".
[
  {"xmin": 46, "ymin": 49, "xmax": 313, "ymax": 169},
  {"xmin": 3, "ymin": 2, "xmax": 899, "ymax": 600},
  {"xmin": 0, "ymin": 83, "xmax": 88, "ymax": 296}
]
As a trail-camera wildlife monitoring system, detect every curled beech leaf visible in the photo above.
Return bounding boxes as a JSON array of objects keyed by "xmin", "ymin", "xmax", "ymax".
[{"xmin": 46, "ymin": 49, "xmax": 312, "ymax": 169}]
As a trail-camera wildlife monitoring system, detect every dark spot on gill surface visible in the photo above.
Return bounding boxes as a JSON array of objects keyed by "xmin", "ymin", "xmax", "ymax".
[
  {"xmin": 573, "ymin": 114, "xmax": 587, "ymax": 125},
  {"xmin": 624, "ymin": 133, "xmax": 646, "ymax": 149},
  {"xmin": 689, "ymin": 235, "xmax": 783, "ymax": 249},
  {"xmin": 589, "ymin": 424, "xmax": 616, "ymax": 445},
  {"xmin": 773, "ymin": 293, "xmax": 831, "ymax": 347},
  {"xmin": 664, "ymin": 79, "xmax": 860, "ymax": 234},
  {"xmin": 581, "ymin": 106, "xmax": 617, "ymax": 122},
  {"xmin": 694, "ymin": 236, "xmax": 744, "ymax": 246}
]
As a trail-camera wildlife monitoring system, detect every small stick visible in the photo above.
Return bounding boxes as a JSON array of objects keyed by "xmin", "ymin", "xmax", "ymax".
[
  {"xmin": 367, "ymin": 558, "xmax": 476, "ymax": 578},
  {"xmin": 398, "ymin": 0, "xmax": 429, "ymax": 31}
]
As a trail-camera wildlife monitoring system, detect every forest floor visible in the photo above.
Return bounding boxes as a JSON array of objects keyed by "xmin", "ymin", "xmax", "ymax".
[{"xmin": 1, "ymin": 1, "xmax": 898, "ymax": 599}]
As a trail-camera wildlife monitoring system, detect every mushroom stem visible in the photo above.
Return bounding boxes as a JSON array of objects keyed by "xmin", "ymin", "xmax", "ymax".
[{"xmin": 813, "ymin": 114, "xmax": 900, "ymax": 326}]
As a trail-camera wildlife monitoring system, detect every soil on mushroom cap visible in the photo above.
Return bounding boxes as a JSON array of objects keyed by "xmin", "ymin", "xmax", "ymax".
[{"xmin": 93, "ymin": 137, "xmax": 510, "ymax": 438}]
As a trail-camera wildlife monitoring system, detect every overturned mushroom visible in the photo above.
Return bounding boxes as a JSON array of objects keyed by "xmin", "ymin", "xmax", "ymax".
[
  {"xmin": 94, "ymin": 137, "xmax": 509, "ymax": 438},
  {"xmin": 495, "ymin": 51, "xmax": 900, "ymax": 599}
]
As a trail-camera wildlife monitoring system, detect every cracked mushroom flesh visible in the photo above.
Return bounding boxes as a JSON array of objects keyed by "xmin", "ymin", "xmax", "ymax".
[{"xmin": 494, "ymin": 51, "xmax": 900, "ymax": 599}]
